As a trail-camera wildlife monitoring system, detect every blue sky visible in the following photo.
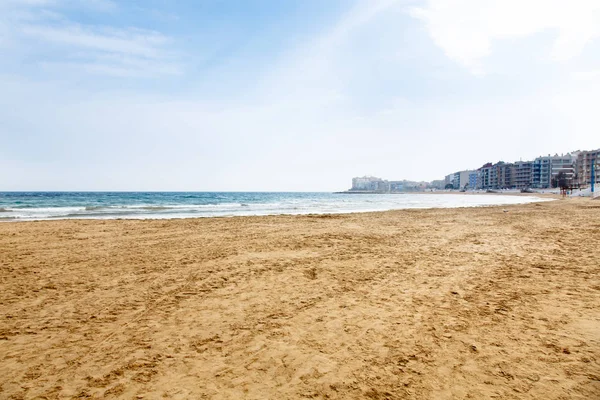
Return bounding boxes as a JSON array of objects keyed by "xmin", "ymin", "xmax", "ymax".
[{"xmin": 1, "ymin": 0, "xmax": 600, "ymax": 191}]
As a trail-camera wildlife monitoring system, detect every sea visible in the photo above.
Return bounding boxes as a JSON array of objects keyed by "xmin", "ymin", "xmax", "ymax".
[{"xmin": 0, "ymin": 192, "xmax": 551, "ymax": 221}]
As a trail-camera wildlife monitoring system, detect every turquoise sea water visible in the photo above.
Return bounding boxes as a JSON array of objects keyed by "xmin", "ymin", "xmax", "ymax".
[{"xmin": 0, "ymin": 192, "xmax": 549, "ymax": 221}]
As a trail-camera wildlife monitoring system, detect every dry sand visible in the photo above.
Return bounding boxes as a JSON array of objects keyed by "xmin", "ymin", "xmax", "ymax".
[{"xmin": 1, "ymin": 198, "xmax": 599, "ymax": 399}]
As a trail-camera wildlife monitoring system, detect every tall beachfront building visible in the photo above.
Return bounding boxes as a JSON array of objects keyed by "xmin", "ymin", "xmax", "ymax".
[
  {"xmin": 576, "ymin": 149, "xmax": 600, "ymax": 187},
  {"xmin": 468, "ymin": 172, "xmax": 478, "ymax": 189},
  {"xmin": 531, "ymin": 154, "xmax": 577, "ymax": 189},
  {"xmin": 452, "ymin": 170, "xmax": 477, "ymax": 189},
  {"xmin": 513, "ymin": 161, "xmax": 533, "ymax": 189},
  {"xmin": 477, "ymin": 163, "xmax": 492, "ymax": 189},
  {"xmin": 476, "ymin": 162, "xmax": 513, "ymax": 189}
]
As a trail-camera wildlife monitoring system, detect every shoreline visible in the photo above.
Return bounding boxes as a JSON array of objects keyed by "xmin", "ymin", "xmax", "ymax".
[{"xmin": 1, "ymin": 198, "xmax": 598, "ymax": 398}]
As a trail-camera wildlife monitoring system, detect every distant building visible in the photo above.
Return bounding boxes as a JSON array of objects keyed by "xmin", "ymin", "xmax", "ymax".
[
  {"xmin": 474, "ymin": 162, "xmax": 512, "ymax": 189},
  {"xmin": 452, "ymin": 172, "xmax": 460, "ymax": 189},
  {"xmin": 444, "ymin": 174, "xmax": 454, "ymax": 188},
  {"xmin": 495, "ymin": 162, "xmax": 513, "ymax": 188},
  {"xmin": 532, "ymin": 154, "xmax": 576, "ymax": 188},
  {"xmin": 351, "ymin": 176, "xmax": 389, "ymax": 192},
  {"xmin": 477, "ymin": 163, "xmax": 493, "ymax": 189},
  {"xmin": 488, "ymin": 163, "xmax": 500, "ymax": 188},
  {"xmin": 349, "ymin": 177, "xmax": 429, "ymax": 192},
  {"xmin": 513, "ymin": 161, "xmax": 533, "ymax": 189},
  {"xmin": 549, "ymin": 153, "xmax": 577, "ymax": 187},
  {"xmin": 468, "ymin": 172, "xmax": 478, "ymax": 189},
  {"xmin": 452, "ymin": 170, "xmax": 477, "ymax": 189},
  {"xmin": 576, "ymin": 149, "xmax": 600, "ymax": 187},
  {"xmin": 531, "ymin": 157, "xmax": 548, "ymax": 188}
]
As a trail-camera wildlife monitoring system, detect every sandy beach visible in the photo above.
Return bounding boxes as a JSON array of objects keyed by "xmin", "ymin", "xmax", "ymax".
[{"xmin": 1, "ymin": 198, "xmax": 599, "ymax": 399}]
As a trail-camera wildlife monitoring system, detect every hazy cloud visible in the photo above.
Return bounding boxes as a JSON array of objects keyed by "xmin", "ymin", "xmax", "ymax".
[
  {"xmin": 2, "ymin": 0, "xmax": 179, "ymax": 77},
  {"xmin": 21, "ymin": 24, "xmax": 169, "ymax": 58},
  {"xmin": 410, "ymin": 0, "xmax": 600, "ymax": 73}
]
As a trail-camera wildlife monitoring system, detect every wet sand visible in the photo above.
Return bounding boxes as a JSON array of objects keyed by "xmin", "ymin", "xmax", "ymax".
[{"xmin": 1, "ymin": 198, "xmax": 599, "ymax": 399}]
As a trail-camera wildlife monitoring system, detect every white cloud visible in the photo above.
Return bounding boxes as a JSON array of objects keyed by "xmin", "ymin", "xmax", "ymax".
[
  {"xmin": 410, "ymin": 0, "xmax": 600, "ymax": 74},
  {"xmin": 21, "ymin": 24, "xmax": 169, "ymax": 58},
  {"xmin": 1, "ymin": 0, "xmax": 179, "ymax": 77},
  {"xmin": 0, "ymin": 0, "xmax": 115, "ymax": 12}
]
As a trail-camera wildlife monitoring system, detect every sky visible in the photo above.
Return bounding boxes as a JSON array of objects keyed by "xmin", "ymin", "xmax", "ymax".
[{"xmin": 1, "ymin": 0, "xmax": 599, "ymax": 191}]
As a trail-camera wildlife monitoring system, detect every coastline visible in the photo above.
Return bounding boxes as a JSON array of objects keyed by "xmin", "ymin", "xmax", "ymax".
[{"xmin": 1, "ymin": 198, "xmax": 599, "ymax": 398}]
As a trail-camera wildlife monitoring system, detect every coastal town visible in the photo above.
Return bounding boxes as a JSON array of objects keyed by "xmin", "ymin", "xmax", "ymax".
[{"xmin": 349, "ymin": 148, "xmax": 599, "ymax": 193}]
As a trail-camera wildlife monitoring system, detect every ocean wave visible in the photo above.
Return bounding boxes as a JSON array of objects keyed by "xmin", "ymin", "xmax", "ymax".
[
  {"xmin": 13, "ymin": 207, "xmax": 84, "ymax": 213},
  {"xmin": 0, "ymin": 194, "xmax": 553, "ymax": 221},
  {"xmin": 122, "ymin": 203, "xmax": 247, "ymax": 210},
  {"xmin": 89, "ymin": 205, "xmax": 175, "ymax": 211},
  {"xmin": 139, "ymin": 206, "xmax": 172, "ymax": 210},
  {"xmin": 64, "ymin": 211, "xmax": 133, "ymax": 218},
  {"xmin": 86, "ymin": 205, "xmax": 182, "ymax": 211}
]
